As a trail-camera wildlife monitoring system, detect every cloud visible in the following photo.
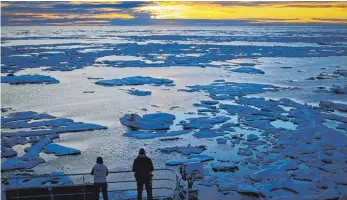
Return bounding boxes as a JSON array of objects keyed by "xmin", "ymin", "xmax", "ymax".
[{"xmin": 1, "ymin": 1, "xmax": 347, "ymax": 25}]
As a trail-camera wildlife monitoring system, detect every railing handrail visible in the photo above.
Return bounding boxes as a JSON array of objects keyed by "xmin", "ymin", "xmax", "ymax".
[
  {"xmin": 2, "ymin": 168, "xmax": 194, "ymax": 200},
  {"xmin": 2, "ymin": 168, "xmax": 178, "ymax": 180}
]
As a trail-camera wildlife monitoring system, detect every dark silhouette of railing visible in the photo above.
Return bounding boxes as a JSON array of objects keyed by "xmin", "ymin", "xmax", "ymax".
[{"xmin": 2, "ymin": 168, "xmax": 195, "ymax": 200}]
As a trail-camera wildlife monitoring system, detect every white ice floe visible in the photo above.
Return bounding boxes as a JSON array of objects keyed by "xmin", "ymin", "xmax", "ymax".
[
  {"xmin": 95, "ymin": 76, "xmax": 174, "ymax": 87},
  {"xmin": 124, "ymin": 130, "xmax": 190, "ymax": 139},
  {"xmin": 166, "ymin": 155, "xmax": 213, "ymax": 166},
  {"xmin": 179, "ymin": 81, "xmax": 287, "ymax": 100},
  {"xmin": 180, "ymin": 116, "xmax": 230, "ymax": 129},
  {"xmin": 231, "ymin": 67, "xmax": 265, "ymax": 74},
  {"xmin": 44, "ymin": 144, "xmax": 81, "ymax": 156},
  {"xmin": 2, "ymin": 134, "xmax": 57, "ymax": 170},
  {"xmin": 1, "ymin": 110, "xmax": 108, "ymax": 170},
  {"xmin": 120, "ymin": 113, "xmax": 176, "ymax": 130}
]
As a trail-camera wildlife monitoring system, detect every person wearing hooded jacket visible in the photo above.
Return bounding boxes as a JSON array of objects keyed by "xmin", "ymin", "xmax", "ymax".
[
  {"xmin": 91, "ymin": 156, "xmax": 109, "ymax": 200},
  {"xmin": 132, "ymin": 148, "xmax": 154, "ymax": 200}
]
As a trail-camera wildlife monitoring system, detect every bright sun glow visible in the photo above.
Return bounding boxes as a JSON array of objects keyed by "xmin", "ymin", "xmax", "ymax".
[{"xmin": 136, "ymin": 2, "xmax": 347, "ymax": 23}]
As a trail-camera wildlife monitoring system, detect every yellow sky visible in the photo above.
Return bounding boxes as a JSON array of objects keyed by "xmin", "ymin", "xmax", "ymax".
[
  {"xmin": 136, "ymin": 2, "xmax": 347, "ymax": 23},
  {"xmin": 2, "ymin": 1, "xmax": 347, "ymax": 24}
]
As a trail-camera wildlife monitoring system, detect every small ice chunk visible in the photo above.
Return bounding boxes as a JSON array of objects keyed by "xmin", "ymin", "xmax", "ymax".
[
  {"xmin": 247, "ymin": 134, "xmax": 259, "ymax": 141},
  {"xmin": 231, "ymin": 67, "xmax": 265, "ymax": 74},
  {"xmin": 211, "ymin": 162, "xmax": 239, "ymax": 172},
  {"xmin": 127, "ymin": 89, "xmax": 151, "ymax": 96}
]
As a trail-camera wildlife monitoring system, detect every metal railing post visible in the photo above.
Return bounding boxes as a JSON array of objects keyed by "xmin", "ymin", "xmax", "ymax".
[
  {"xmin": 50, "ymin": 175, "xmax": 53, "ymax": 200},
  {"xmin": 175, "ymin": 174, "xmax": 179, "ymax": 200},
  {"xmin": 16, "ymin": 177, "xmax": 19, "ymax": 199},
  {"xmin": 83, "ymin": 174, "xmax": 86, "ymax": 200},
  {"xmin": 185, "ymin": 186, "xmax": 189, "ymax": 200}
]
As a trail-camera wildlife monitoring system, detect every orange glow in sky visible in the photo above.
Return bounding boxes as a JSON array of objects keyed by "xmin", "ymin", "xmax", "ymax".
[
  {"xmin": 136, "ymin": 2, "xmax": 347, "ymax": 23},
  {"xmin": 1, "ymin": 1, "xmax": 347, "ymax": 25}
]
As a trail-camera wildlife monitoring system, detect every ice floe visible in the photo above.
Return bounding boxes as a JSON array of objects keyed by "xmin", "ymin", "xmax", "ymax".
[
  {"xmin": 180, "ymin": 116, "xmax": 230, "ymax": 129},
  {"xmin": 1, "ymin": 74, "xmax": 59, "ymax": 84},
  {"xmin": 231, "ymin": 67, "xmax": 265, "ymax": 74},
  {"xmin": 120, "ymin": 113, "xmax": 175, "ymax": 130},
  {"xmin": 44, "ymin": 144, "xmax": 81, "ymax": 156},
  {"xmin": 1, "ymin": 110, "xmax": 107, "ymax": 171},
  {"xmin": 211, "ymin": 162, "xmax": 239, "ymax": 172},
  {"xmin": 159, "ymin": 144, "xmax": 206, "ymax": 155},
  {"xmin": 95, "ymin": 76, "xmax": 174, "ymax": 87},
  {"xmin": 166, "ymin": 155, "xmax": 213, "ymax": 166},
  {"xmin": 124, "ymin": 130, "xmax": 190, "ymax": 139},
  {"xmin": 179, "ymin": 81, "xmax": 288, "ymax": 100},
  {"xmin": 127, "ymin": 89, "xmax": 152, "ymax": 96}
]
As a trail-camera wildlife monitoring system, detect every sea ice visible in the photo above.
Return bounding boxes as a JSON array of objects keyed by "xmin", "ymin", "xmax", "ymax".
[
  {"xmin": 120, "ymin": 113, "xmax": 175, "ymax": 130},
  {"xmin": 247, "ymin": 134, "xmax": 259, "ymax": 141},
  {"xmin": 1, "ymin": 74, "xmax": 59, "ymax": 84},
  {"xmin": 180, "ymin": 116, "xmax": 230, "ymax": 129},
  {"xmin": 179, "ymin": 81, "xmax": 285, "ymax": 100},
  {"xmin": 211, "ymin": 162, "xmax": 239, "ymax": 172},
  {"xmin": 127, "ymin": 89, "xmax": 152, "ymax": 96},
  {"xmin": 166, "ymin": 155, "xmax": 213, "ymax": 166},
  {"xmin": 44, "ymin": 144, "xmax": 81, "ymax": 156},
  {"xmin": 231, "ymin": 67, "xmax": 265, "ymax": 74},
  {"xmin": 95, "ymin": 76, "xmax": 174, "ymax": 86},
  {"xmin": 124, "ymin": 130, "xmax": 190, "ymax": 139},
  {"xmin": 2, "ymin": 134, "xmax": 58, "ymax": 170},
  {"xmin": 159, "ymin": 144, "xmax": 206, "ymax": 155}
]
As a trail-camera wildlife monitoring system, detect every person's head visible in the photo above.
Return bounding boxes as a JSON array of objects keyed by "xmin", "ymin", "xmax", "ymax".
[
  {"xmin": 139, "ymin": 148, "xmax": 146, "ymax": 156},
  {"xmin": 96, "ymin": 156, "xmax": 103, "ymax": 164}
]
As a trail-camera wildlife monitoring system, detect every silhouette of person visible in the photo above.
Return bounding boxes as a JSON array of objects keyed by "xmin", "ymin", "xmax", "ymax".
[
  {"xmin": 91, "ymin": 157, "xmax": 108, "ymax": 200},
  {"xmin": 132, "ymin": 148, "xmax": 154, "ymax": 200}
]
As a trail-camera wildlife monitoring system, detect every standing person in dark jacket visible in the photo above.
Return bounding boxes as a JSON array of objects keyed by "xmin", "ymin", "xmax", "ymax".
[
  {"xmin": 132, "ymin": 148, "xmax": 154, "ymax": 200},
  {"xmin": 91, "ymin": 157, "xmax": 109, "ymax": 200}
]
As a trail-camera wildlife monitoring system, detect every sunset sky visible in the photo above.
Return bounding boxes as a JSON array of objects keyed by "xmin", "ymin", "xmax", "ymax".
[{"xmin": 1, "ymin": 1, "xmax": 347, "ymax": 25}]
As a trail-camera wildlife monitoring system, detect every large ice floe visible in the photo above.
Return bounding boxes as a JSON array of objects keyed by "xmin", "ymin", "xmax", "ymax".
[
  {"xmin": 120, "ymin": 113, "xmax": 175, "ymax": 130},
  {"xmin": 178, "ymin": 80, "xmax": 291, "ymax": 100},
  {"xmin": 119, "ymin": 112, "xmax": 194, "ymax": 139},
  {"xmin": 44, "ymin": 144, "xmax": 81, "ymax": 156},
  {"xmin": 95, "ymin": 76, "xmax": 174, "ymax": 87},
  {"xmin": 1, "ymin": 74, "xmax": 59, "ymax": 84},
  {"xmin": 1, "ymin": 110, "xmax": 107, "ymax": 171}
]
